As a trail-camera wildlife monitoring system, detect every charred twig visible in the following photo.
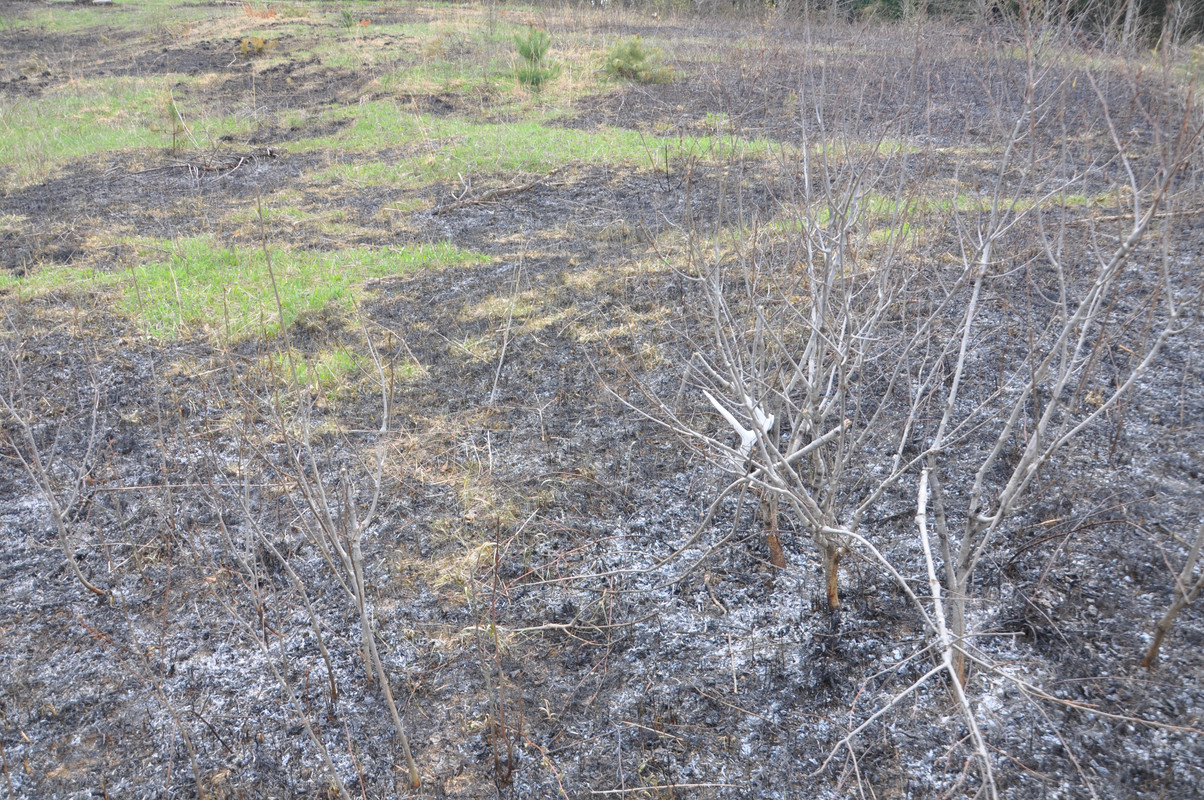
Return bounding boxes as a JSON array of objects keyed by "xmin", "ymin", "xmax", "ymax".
[{"xmin": 590, "ymin": 784, "xmax": 740, "ymax": 796}]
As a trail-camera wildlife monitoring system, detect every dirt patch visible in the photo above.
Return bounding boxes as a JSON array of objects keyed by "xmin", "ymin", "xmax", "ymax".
[
  {"xmin": 0, "ymin": 27, "xmax": 217, "ymax": 94},
  {"xmin": 0, "ymin": 228, "xmax": 85, "ymax": 274},
  {"xmin": 105, "ymin": 38, "xmax": 251, "ymax": 78},
  {"xmin": 394, "ymin": 91, "xmax": 464, "ymax": 115},
  {"xmin": 415, "ymin": 160, "xmax": 779, "ymax": 256},
  {"xmin": 240, "ymin": 115, "xmax": 353, "ymax": 145},
  {"xmin": 0, "ymin": 149, "xmax": 332, "ymax": 257},
  {"xmin": 1, "ymin": 137, "xmax": 770, "ymax": 273},
  {"xmin": 0, "ymin": 69, "xmax": 54, "ymax": 98},
  {"xmin": 569, "ymin": 36, "xmax": 1155, "ymax": 149},
  {"xmin": 206, "ymin": 53, "xmax": 375, "ymax": 113}
]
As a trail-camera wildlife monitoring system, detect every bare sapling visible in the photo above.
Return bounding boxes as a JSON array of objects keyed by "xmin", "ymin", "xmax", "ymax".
[
  {"xmin": 186, "ymin": 367, "xmax": 359, "ymax": 800},
  {"xmin": 639, "ymin": 37, "xmax": 935, "ymax": 612},
  {"xmin": 660, "ymin": 0, "xmax": 1199, "ymax": 632},
  {"xmin": 194, "ymin": 202, "xmax": 422, "ymax": 791},
  {"xmin": 923, "ymin": 12, "xmax": 1204, "ymax": 684},
  {"xmin": 1, "ymin": 337, "xmax": 107, "ymax": 597},
  {"xmin": 202, "ymin": 526, "xmax": 356, "ymax": 800},
  {"xmin": 270, "ymin": 330, "xmax": 422, "ymax": 790},
  {"xmin": 194, "ymin": 324, "xmax": 421, "ymax": 792}
]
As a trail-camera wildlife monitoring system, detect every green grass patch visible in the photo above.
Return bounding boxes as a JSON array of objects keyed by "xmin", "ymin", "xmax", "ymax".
[
  {"xmin": 0, "ymin": 76, "xmax": 251, "ymax": 187},
  {"xmin": 378, "ymin": 57, "xmax": 515, "ymax": 97},
  {"xmin": 275, "ymin": 345, "xmax": 365, "ymax": 387},
  {"xmin": 1, "ymin": 237, "xmax": 487, "ymax": 340},
  {"xmin": 269, "ymin": 345, "xmax": 423, "ymax": 398},
  {"xmin": 2, "ymin": 0, "xmax": 222, "ymax": 35},
  {"xmin": 298, "ymin": 103, "xmax": 773, "ymax": 186},
  {"xmin": 752, "ymin": 184, "xmax": 1121, "ymax": 260},
  {"xmin": 0, "ymin": 264, "xmax": 119, "ymax": 296},
  {"xmin": 121, "ymin": 237, "xmax": 487, "ymax": 341},
  {"xmin": 224, "ymin": 203, "xmax": 364, "ymax": 238}
]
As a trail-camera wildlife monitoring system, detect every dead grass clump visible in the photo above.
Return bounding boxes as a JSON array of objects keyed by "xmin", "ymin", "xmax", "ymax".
[
  {"xmin": 242, "ymin": 2, "xmax": 277, "ymax": 20},
  {"xmin": 238, "ymin": 35, "xmax": 278, "ymax": 56}
]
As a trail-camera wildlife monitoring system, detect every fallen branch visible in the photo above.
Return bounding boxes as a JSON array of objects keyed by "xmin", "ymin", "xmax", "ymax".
[
  {"xmin": 433, "ymin": 166, "xmax": 564, "ymax": 215},
  {"xmin": 590, "ymin": 784, "xmax": 740, "ymax": 796},
  {"xmin": 1068, "ymin": 207, "xmax": 1204, "ymax": 225},
  {"xmin": 131, "ymin": 148, "xmax": 279, "ymax": 178}
]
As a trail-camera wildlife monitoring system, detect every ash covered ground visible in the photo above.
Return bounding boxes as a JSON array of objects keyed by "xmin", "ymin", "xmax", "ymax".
[{"xmin": 2, "ymin": 5, "xmax": 1203, "ymax": 799}]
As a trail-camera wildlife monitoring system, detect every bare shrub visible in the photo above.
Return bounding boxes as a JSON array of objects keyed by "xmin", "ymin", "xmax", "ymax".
[{"xmin": 631, "ymin": 9, "xmax": 1203, "ymax": 795}]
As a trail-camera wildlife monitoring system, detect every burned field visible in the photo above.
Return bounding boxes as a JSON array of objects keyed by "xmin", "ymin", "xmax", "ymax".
[{"xmin": 1, "ymin": 2, "xmax": 1203, "ymax": 798}]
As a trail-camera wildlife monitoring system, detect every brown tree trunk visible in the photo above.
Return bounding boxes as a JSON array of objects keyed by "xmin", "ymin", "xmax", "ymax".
[
  {"xmin": 1142, "ymin": 624, "xmax": 1171, "ymax": 670},
  {"xmin": 765, "ymin": 493, "xmax": 786, "ymax": 569},
  {"xmin": 817, "ymin": 533, "xmax": 842, "ymax": 610}
]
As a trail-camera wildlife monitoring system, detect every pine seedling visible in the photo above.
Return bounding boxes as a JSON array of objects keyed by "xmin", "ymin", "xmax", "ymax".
[{"xmin": 514, "ymin": 25, "xmax": 559, "ymax": 92}]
